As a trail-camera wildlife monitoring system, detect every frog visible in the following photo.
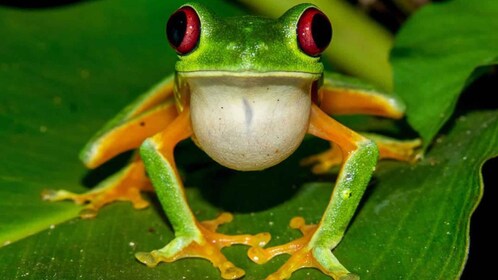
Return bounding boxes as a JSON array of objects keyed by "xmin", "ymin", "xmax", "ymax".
[{"xmin": 42, "ymin": 2, "xmax": 421, "ymax": 279}]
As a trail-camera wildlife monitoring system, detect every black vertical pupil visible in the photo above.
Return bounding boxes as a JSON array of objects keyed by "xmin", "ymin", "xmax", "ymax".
[
  {"xmin": 311, "ymin": 14, "xmax": 332, "ymax": 49},
  {"xmin": 167, "ymin": 11, "xmax": 187, "ymax": 48}
]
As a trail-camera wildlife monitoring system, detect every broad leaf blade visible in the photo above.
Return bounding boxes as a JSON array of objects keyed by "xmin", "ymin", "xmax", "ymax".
[
  {"xmin": 0, "ymin": 0, "xmax": 178, "ymax": 245},
  {"xmin": 1, "ymin": 1, "xmax": 496, "ymax": 279},
  {"xmin": 391, "ymin": 0, "xmax": 498, "ymax": 146},
  {"xmin": 338, "ymin": 111, "xmax": 497, "ymax": 279},
  {"xmin": 1, "ymin": 108, "xmax": 496, "ymax": 279}
]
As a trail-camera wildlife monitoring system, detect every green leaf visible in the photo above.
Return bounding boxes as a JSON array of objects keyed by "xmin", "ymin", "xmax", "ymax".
[
  {"xmin": 1, "ymin": 1, "xmax": 496, "ymax": 279},
  {"xmin": 391, "ymin": 0, "xmax": 498, "ymax": 147},
  {"xmin": 0, "ymin": 0, "xmax": 177, "ymax": 245}
]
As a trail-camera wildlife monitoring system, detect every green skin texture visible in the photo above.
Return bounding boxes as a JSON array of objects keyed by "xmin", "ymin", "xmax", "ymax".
[
  {"xmin": 174, "ymin": 3, "xmax": 324, "ymax": 73},
  {"xmin": 137, "ymin": 2, "xmax": 379, "ymax": 279}
]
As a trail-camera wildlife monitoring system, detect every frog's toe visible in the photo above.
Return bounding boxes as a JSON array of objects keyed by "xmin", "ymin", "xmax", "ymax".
[
  {"xmin": 200, "ymin": 212, "xmax": 233, "ymax": 231},
  {"xmin": 300, "ymin": 145, "xmax": 343, "ymax": 174},
  {"xmin": 42, "ymin": 183, "xmax": 151, "ymax": 219},
  {"xmin": 219, "ymin": 262, "xmax": 246, "ymax": 279},
  {"xmin": 42, "ymin": 189, "xmax": 85, "ymax": 204},
  {"xmin": 249, "ymin": 217, "xmax": 353, "ymax": 280},
  {"xmin": 136, "ymin": 247, "xmax": 245, "ymax": 279},
  {"xmin": 79, "ymin": 207, "xmax": 99, "ymax": 219},
  {"xmin": 136, "ymin": 213, "xmax": 270, "ymax": 280},
  {"xmin": 373, "ymin": 136, "xmax": 422, "ymax": 163},
  {"xmin": 42, "ymin": 189, "xmax": 103, "ymax": 219},
  {"xmin": 135, "ymin": 251, "xmax": 161, "ymax": 267}
]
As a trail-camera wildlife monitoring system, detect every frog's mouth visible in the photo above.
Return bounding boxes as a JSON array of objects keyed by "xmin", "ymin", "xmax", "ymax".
[
  {"xmin": 178, "ymin": 71, "xmax": 322, "ymax": 78},
  {"xmin": 178, "ymin": 71, "xmax": 321, "ymax": 171}
]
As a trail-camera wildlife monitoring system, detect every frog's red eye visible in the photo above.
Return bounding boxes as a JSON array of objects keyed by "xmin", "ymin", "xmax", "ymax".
[
  {"xmin": 166, "ymin": 6, "xmax": 201, "ymax": 55},
  {"xmin": 296, "ymin": 8, "xmax": 332, "ymax": 57}
]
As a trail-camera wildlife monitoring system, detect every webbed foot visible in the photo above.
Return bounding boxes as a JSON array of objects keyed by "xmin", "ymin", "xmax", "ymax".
[
  {"xmin": 249, "ymin": 217, "xmax": 355, "ymax": 280},
  {"xmin": 136, "ymin": 212, "xmax": 271, "ymax": 279},
  {"xmin": 300, "ymin": 143, "xmax": 343, "ymax": 174},
  {"xmin": 42, "ymin": 160, "xmax": 151, "ymax": 218},
  {"xmin": 302, "ymin": 136, "xmax": 422, "ymax": 174}
]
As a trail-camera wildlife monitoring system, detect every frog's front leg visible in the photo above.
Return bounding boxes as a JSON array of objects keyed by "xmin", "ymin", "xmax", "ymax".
[
  {"xmin": 136, "ymin": 106, "xmax": 270, "ymax": 279},
  {"xmin": 249, "ymin": 104, "xmax": 378, "ymax": 280}
]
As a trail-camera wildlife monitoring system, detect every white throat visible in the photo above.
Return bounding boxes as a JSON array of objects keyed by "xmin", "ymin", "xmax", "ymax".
[{"xmin": 184, "ymin": 72, "xmax": 318, "ymax": 171}]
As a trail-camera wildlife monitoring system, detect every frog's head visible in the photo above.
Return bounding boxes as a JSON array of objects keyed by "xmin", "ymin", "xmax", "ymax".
[
  {"xmin": 167, "ymin": 2, "xmax": 332, "ymax": 74},
  {"xmin": 166, "ymin": 3, "xmax": 333, "ymax": 171}
]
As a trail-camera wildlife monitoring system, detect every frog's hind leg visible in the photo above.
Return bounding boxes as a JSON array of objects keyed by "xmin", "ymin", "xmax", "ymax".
[
  {"xmin": 136, "ymin": 106, "xmax": 270, "ymax": 279},
  {"xmin": 316, "ymin": 72, "xmax": 406, "ymax": 119},
  {"xmin": 42, "ymin": 76, "xmax": 178, "ymax": 218},
  {"xmin": 80, "ymin": 76, "xmax": 178, "ymax": 169},
  {"xmin": 302, "ymin": 134, "xmax": 421, "ymax": 174},
  {"xmin": 43, "ymin": 155, "xmax": 152, "ymax": 218},
  {"xmin": 302, "ymin": 73, "xmax": 421, "ymax": 173}
]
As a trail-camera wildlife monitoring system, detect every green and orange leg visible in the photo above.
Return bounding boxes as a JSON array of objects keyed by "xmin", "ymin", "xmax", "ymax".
[
  {"xmin": 302, "ymin": 135, "xmax": 421, "ymax": 174},
  {"xmin": 302, "ymin": 73, "xmax": 421, "ymax": 173},
  {"xmin": 42, "ymin": 76, "xmax": 178, "ymax": 218},
  {"xmin": 318, "ymin": 72, "xmax": 407, "ymax": 119},
  {"xmin": 136, "ymin": 106, "xmax": 270, "ymax": 279},
  {"xmin": 249, "ymin": 104, "xmax": 379, "ymax": 279},
  {"xmin": 42, "ymin": 155, "xmax": 152, "ymax": 218}
]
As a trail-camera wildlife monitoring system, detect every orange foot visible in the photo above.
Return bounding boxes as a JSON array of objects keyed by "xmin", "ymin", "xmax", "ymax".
[
  {"xmin": 300, "ymin": 143, "xmax": 343, "ymax": 174},
  {"xmin": 248, "ymin": 217, "xmax": 357, "ymax": 280},
  {"xmin": 41, "ymin": 160, "xmax": 152, "ymax": 218},
  {"xmin": 136, "ymin": 213, "xmax": 271, "ymax": 279},
  {"xmin": 302, "ymin": 137, "xmax": 422, "ymax": 174}
]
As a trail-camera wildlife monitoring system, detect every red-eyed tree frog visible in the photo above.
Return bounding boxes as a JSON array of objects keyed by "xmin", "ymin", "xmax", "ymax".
[{"xmin": 43, "ymin": 3, "xmax": 420, "ymax": 279}]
